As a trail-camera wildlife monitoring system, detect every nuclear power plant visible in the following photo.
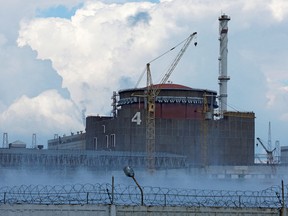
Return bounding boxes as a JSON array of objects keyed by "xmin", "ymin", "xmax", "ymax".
[
  {"xmin": 85, "ymin": 84, "xmax": 255, "ymax": 167},
  {"xmin": 85, "ymin": 15, "xmax": 252, "ymax": 166},
  {"xmin": 50, "ymin": 14, "xmax": 255, "ymax": 168},
  {"xmin": 1, "ymin": 15, "xmax": 285, "ymax": 176}
]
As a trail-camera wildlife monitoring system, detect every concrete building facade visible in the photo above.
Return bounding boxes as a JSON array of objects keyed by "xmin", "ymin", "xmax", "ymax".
[{"xmin": 85, "ymin": 84, "xmax": 255, "ymax": 167}]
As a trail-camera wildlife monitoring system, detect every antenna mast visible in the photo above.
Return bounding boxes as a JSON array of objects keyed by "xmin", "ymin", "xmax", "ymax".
[{"xmin": 268, "ymin": 121, "xmax": 272, "ymax": 151}]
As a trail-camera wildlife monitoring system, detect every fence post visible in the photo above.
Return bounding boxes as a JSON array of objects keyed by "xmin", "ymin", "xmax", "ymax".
[
  {"xmin": 110, "ymin": 204, "xmax": 116, "ymax": 216},
  {"xmin": 112, "ymin": 176, "xmax": 114, "ymax": 204},
  {"xmin": 4, "ymin": 192, "xmax": 6, "ymax": 204},
  {"xmin": 281, "ymin": 180, "xmax": 286, "ymax": 216},
  {"xmin": 86, "ymin": 192, "xmax": 89, "ymax": 204},
  {"xmin": 239, "ymin": 195, "xmax": 241, "ymax": 208}
]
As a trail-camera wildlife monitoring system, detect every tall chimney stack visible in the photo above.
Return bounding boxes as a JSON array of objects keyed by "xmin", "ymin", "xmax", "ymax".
[{"xmin": 218, "ymin": 14, "xmax": 230, "ymax": 116}]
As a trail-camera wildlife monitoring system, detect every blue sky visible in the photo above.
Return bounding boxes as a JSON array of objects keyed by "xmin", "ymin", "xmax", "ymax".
[
  {"xmin": 36, "ymin": 4, "xmax": 82, "ymax": 18},
  {"xmin": 36, "ymin": 0, "xmax": 159, "ymax": 18},
  {"xmin": 0, "ymin": 0, "xmax": 287, "ymax": 158}
]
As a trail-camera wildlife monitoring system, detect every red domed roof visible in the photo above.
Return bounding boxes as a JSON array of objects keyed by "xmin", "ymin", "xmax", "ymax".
[
  {"xmin": 118, "ymin": 83, "xmax": 216, "ymax": 94},
  {"xmin": 151, "ymin": 83, "xmax": 193, "ymax": 90}
]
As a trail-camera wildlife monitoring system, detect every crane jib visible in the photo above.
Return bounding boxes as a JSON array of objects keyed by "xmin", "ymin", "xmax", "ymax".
[{"xmin": 145, "ymin": 32, "xmax": 197, "ymax": 171}]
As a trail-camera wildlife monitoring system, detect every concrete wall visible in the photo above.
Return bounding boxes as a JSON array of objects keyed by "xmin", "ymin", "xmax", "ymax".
[
  {"xmin": 86, "ymin": 112, "xmax": 255, "ymax": 166},
  {"xmin": 0, "ymin": 204, "xmax": 281, "ymax": 216},
  {"xmin": 0, "ymin": 204, "xmax": 109, "ymax": 216}
]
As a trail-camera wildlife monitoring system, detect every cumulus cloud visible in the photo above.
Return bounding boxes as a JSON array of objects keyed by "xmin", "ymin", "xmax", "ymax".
[
  {"xmin": 0, "ymin": 90, "xmax": 83, "ymax": 144},
  {"xmin": 269, "ymin": 0, "xmax": 288, "ymax": 22},
  {"xmin": 17, "ymin": 1, "xmax": 185, "ymax": 116},
  {"xmin": 0, "ymin": 0, "xmax": 84, "ymax": 145},
  {"xmin": 264, "ymin": 67, "xmax": 288, "ymax": 118}
]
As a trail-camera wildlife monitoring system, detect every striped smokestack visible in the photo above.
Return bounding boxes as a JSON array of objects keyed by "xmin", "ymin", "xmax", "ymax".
[{"xmin": 218, "ymin": 14, "xmax": 230, "ymax": 116}]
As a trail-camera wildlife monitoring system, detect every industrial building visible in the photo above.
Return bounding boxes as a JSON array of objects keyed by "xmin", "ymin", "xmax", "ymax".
[
  {"xmin": 85, "ymin": 84, "xmax": 255, "ymax": 167},
  {"xmin": 48, "ymin": 14, "xmax": 255, "ymax": 168},
  {"xmin": 2, "ymin": 13, "xmax": 287, "ymax": 173},
  {"xmin": 84, "ymin": 14, "xmax": 254, "ymax": 167},
  {"xmin": 1, "ymin": 14, "xmax": 260, "ymax": 170},
  {"xmin": 46, "ymin": 14, "xmax": 254, "ymax": 168},
  {"xmin": 48, "ymin": 131, "xmax": 85, "ymax": 150},
  {"xmin": 281, "ymin": 146, "xmax": 288, "ymax": 164}
]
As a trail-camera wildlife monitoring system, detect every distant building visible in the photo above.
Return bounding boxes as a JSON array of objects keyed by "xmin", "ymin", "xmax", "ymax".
[
  {"xmin": 47, "ymin": 83, "xmax": 255, "ymax": 167},
  {"xmin": 8, "ymin": 140, "xmax": 26, "ymax": 149},
  {"xmin": 48, "ymin": 132, "xmax": 85, "ymax": 150},
  {"xmin": 281, "ymin": 146, "xmax": 288, "ymax": 164}
]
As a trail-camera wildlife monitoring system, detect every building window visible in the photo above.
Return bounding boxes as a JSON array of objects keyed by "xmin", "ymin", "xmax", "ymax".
[
  {"xmin": 110, "ymin": 134, "xmax": 116, "ymax": 148},
  {"xmin": 93, "ymin": 137, "xmax": 98, "ymax": 150},
  {"xmin": 106, "ymin": 135, "xmax": 109, "ymax": 148}
]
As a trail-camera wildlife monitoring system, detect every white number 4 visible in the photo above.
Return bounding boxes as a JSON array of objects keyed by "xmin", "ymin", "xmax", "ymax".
[{"xmin": 131, "ymin": 112, "xmax": 141, "ymax": 125}]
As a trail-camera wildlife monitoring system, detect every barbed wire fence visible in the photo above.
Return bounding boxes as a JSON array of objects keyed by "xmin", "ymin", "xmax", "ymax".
[{"xmin": 0, "ymin": 182, "xmax": 286, "ymax": 208}]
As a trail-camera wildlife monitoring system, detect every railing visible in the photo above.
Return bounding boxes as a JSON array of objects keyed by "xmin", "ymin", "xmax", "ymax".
[{"xmin": 0, "ymin": 183, "xmax": 286, "ymax": 208}]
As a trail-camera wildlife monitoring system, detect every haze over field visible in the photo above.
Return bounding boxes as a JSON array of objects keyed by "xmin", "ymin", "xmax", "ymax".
[
  {"xmin": 0, "ymin": 167, "xmax": 283, "ymax": 192},
  {"xmin": 0, "ymin": 0, "xmax": 287, "ymax": 153}
]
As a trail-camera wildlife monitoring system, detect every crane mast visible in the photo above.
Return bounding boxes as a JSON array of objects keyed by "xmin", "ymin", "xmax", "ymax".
[
  {"xmin": 256, "ymin": 137, "xmax": 276, "ymax": 164},
  {"xmin": 146, "ymin": 63, "xmax": 156, "ymax": 171},
  {"xmin": 146, "ymin": 32, "xmax": 197, "ymax": 171}
]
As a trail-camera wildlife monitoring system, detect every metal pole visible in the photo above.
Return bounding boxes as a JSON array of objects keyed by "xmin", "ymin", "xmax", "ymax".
[
  {"xmin": 112, "ymin": 176, "xmax": 114, "ymax": 204},
  {"xmin": 132, "ymin": 176, "xmax": 144, "ymax": 206},
  {"xmin": 282, "ymin": 180, "xmax": 286, "ymax": 216},
  {"xmin": 123, "ymin": 166, "xmax": 144, "ymax": 205}
]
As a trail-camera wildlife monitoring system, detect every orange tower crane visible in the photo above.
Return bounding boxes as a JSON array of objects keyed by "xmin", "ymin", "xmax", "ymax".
[{"xmin": 145, "ymin": 32, "xmax": 197, "ymax": 171}]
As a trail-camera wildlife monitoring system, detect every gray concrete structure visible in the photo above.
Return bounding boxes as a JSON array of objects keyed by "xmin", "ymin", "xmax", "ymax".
[
  {"xmin": 0, "ymin": 148, "xmax": 186, "ymax": 169},
  {"xmin": 44, "ymin": 83, "xmax": 255, "ymax": 168},
  {"xmin": 281, "ymin": 146, "xmax": 288, "ymax": 164},
  {"xmin": 86, "ymin": 84, "xmax": 255, "ymax": 167},
  {"xmin": 48, "ymin": 132, "xmax": 86, "ymax": 150},
  {"xmin": 0, "ymin": 204, "xmax": 280, "ymax": 215}
]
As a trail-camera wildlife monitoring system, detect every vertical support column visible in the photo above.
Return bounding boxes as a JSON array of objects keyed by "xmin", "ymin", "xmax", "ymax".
[
  {"xmin": 111, "ymin": 91, "xmax": 118, "ymax": 118},
  {"xmin": 110, "ymin": 176, "xmax": 116, "ymax": 216},
  {"xmin": 281, "ymin": 180, "xmax": 286, "ymax": 216},
  {"xmin": 218, "ymin": 14, "xmax": 230, "ymax": 116},
  {"xmin": 110, "ymin": 205, "xmax": 116, "ymax": 216}
]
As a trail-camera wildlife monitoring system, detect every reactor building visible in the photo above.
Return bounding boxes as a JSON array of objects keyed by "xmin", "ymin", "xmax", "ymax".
[
  {"xmin": 48, "ymin": 14, "xmax": 255, "ymax": 168},
  {"xmin": 84, "ymin": 14, "xmax": 255, "ymax": 167},
  {"xmin": 85, "ymin": 84, "xmax": 255, "ymax": 167}
]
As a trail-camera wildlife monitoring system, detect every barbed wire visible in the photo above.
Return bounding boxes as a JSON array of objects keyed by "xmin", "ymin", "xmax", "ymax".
[{"xmin": 0, "ymin": 183, "xmax": 285, "ymax": 208}]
